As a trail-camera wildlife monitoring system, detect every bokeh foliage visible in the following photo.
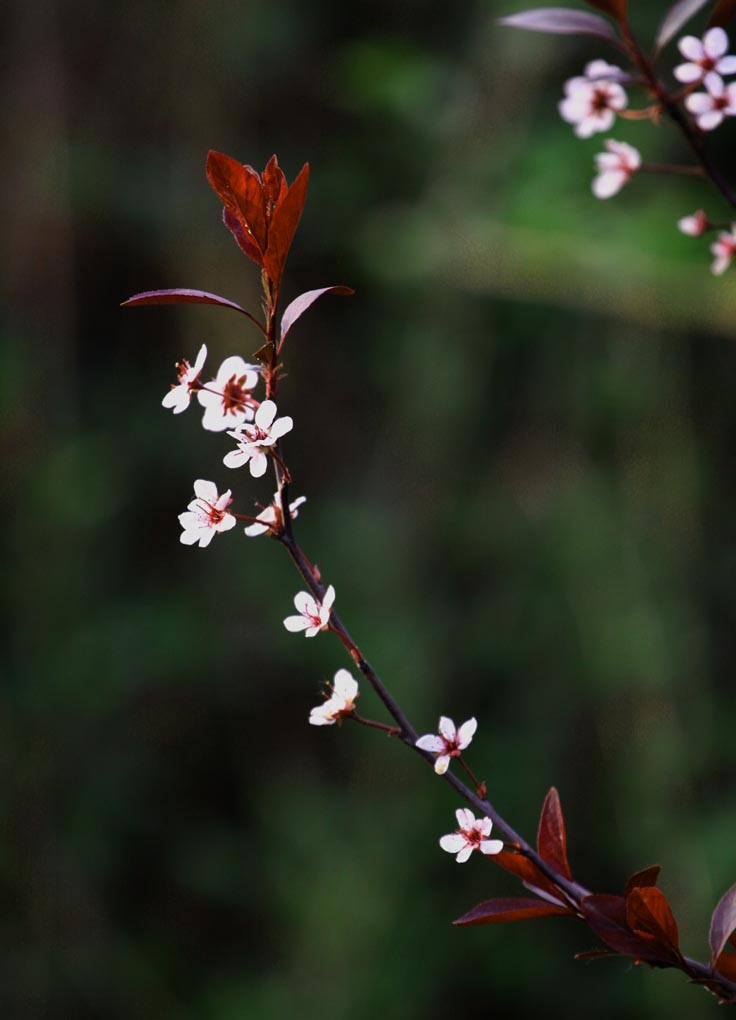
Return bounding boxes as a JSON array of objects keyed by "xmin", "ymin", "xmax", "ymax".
[{"xmin": 3, "ymin": 0, "xmax": 736, "ymax": 1016}]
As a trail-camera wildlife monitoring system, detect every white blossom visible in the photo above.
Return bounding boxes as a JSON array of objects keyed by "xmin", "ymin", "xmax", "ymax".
[
  {"xmin": 685, "ymin": 75, "xmax": 736, "ymax": 130},
  {"xmin": 711, "ymin": 226, "xmax": 736, "ymax": 275},
  {"xmin": 439, "ymin": 808, "xmax": 504, "ymax": 863},
  {"xmin": 559, "ymin": 60, "xmax": 627, "ymax": 138},
  {"xmin": 592, "ymin": 140, "xmax": 641, "ymax": 199},
  {"xmin": 678, "ymin": 209, "xmax": 708, "ymax": 236},
  {"xmin": 309, "ymin": 669, "xmax": 358, "ymax": 726},
  {"xmin": 674, "ymin": 28, "xmax": 736, "ymax": 84},
  {"xmin": 197, "ymin": 355, "xmax": 260, "ymax": 432},
  {"xmin": 244, "ymin": 492, "xmax": 306, "ymax": 537},
  {"xmin": 223, "ymin": 400, "xmax": 294, "ymax": 478},
  {"xmin": 178, "ymin": 479, "xmax": 236, "ymax": 548},
  {"xmin": 283, "ymin": 585, "xmax": 335, "ymax": 637},
  {"xmin": 162, "ymin": 344, "xmax": 207, "ymax": 414},
  {"xmin": 416, "ymin": 716, "xmax": 477, "ymax": 775}
]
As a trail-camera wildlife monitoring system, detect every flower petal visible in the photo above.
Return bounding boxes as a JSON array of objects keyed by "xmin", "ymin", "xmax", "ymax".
[
  {"xmin": 284, "ymin": 615, "xmax": 311, "ymax": 632},
  {"xmin": 705, "ymin": 26, "xmax": 729, "ymax": 58},
  {"xmin": 333, "ymin": 669, "xmax": 358, "ymax": 701},
  {"xmin": 434, "ymin": 755, "xmax": 451, "ymax": 775},
  {"xmin": 457, "ymin": 717, "xmax": 477, "ymax": 748},
  {"xmin": 255, "ymin": 399, "xmax": 278, "ymax": 429},
  {"xmin": 678, "ymin": 35, "xmax": 704, "ymax": 61},
  {"xmin": 193, "ymin": 479, "xmax": 218, "ymax": 503},
  {"xmin": 438, "ymin": 716, "xmax": 456, "ymax": 742},
  {"xmin": 455, "ymin": 845, "xmax": 474, "ymax": 863},
  {"xmin": 322, "ymin": 585, "xmax": 336, "ymax": 612},
  {"xmin": 456, "ymin": 807, "xmax": 474, "ymax": 830},
  {"xmin": 480, "ymin": 839, "xmax": 504, "ymax": 856},
  {"xmin": 416, "ymin": 735, "xmax": 445, "ymax": 753},
  {"xmin": 269, "ymin": 415, "xmax": 294, "ymax": 440},
  {"xmin": 439, "ymin": 833, "xmax": 466, "ymax": 854},
  {"xmin": 674, "ymin": 62, "xmax": 704, "ymax": 83},
  {"xmin": 249, "ymin": 450, "xmax": 269, "ymax": 477}
]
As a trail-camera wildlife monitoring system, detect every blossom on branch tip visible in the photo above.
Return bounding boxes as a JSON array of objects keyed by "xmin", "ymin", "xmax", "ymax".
[
  {"xmin": 244, "ymin": 492, "xmax": 306, "ymax": 537},
  {"xmin": 559, "ymin": 60, "xmax": 627, "ymax": 138},
  {"xmin": 674, "ymin": 28, "xmax": 736, "ymax": 84},
  {"xmin": 162, "ymin": 344, "xmax": 207, "ymax": 414},
  {"xmin": 416, "ymin": 716, "xmax": 477, "ymax": 775},
  {"xmin": 678, "ymin": 209, "xmax": 708, "ymax": 236},
  {"xmin": 178, "ymin": 479, "xmax": 236, "ymax": 548},
  {"xmin": 223, "ymin": 400, "xmax": 294, "ymax": 478},
  {"xmin": 685, "ymin": 75, "xmax": 736, "ymax": 131},
  {"xmin": 592, "ymin": 140, "xmax": 641, "ymax": 199},
  {"xmin": 439, "ymin": 808, "xmax": 504, "ymax": 863},
  {"xmin": 283, "ymin": 585, "xmax": 335, "ymax": 637},
  {"xmin": 309, "ymin": 669, "xmax": 358, "ymax": 726},
  {"xmin": 711, "ymin": 227, "xmax": 736, "ymax": 275},
  {"xmin": 197, "ymin": 355, "xmax": 260, "ymax": 432}
]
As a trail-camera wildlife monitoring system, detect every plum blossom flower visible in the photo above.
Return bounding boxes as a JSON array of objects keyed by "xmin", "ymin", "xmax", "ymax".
[
  {"xmin": 711, "ymin": 226, "xmax": 736, "ymax": 275},
  {"xmin": 678, "ymin": 208, "xmax": 708, "ymax": 236},
  {"xmin": 416, "ymin": 716, "xmax": 477, "ymax": 775},
  {"xmin": 674, "ymin": 28, "xmax": 736, "ymax": 84},
  {"xmin": 592, "ymin": 140, "xmax": 641, "ymax": 199},
  {"xmin": 244, "ymin": 491, "xmax": 306, "ymax": 537},
  {"xmin": 685, "ymin": 75, "xmax": 736, "ymax": 130},
  {"xmin": 283, "ymin": 585, "xmax": 335, "ymax": 637},
  {"xmin": 197, "ymin": 355, "xmax": 260, "ymax": 432},
  {"xmin": 223, "ymin": 400, "xmax": 294, "ymax": 478},
  {"xmin": 559, "ymin": 60, "xmax": 627, "ymax": 138},
  {"xmin": 162, "ymin": 343, "xmax": 207, "ymax": 414},
  {"xmin": 439, "ymin": 808, "xmax": 504, "ymax": 863},
  {"xmin": 309, "ymin": 669, "xmax": 358, "ymax": 726},
  {"xmin": 178, "ymin": 479, "xmax": 236, "ymax": 548}
]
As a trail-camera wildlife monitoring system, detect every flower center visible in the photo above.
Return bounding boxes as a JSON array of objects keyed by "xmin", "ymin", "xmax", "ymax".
[{"xmin": 222, "ymin": 374, "xmax": 251, "ymax": 412}]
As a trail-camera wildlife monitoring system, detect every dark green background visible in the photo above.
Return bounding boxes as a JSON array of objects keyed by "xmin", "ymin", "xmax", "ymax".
[{"xmin": 4, "ymin": 0, "xmax": 736, "ymax": 1016}]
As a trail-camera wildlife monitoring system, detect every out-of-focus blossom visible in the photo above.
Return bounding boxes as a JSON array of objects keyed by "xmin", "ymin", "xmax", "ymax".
[
  {"xmin": 678, "ymin": 209, "xmax": 708, "ymax": 236},
  {"xmin": 244, "ymin": 492, "xmax": 306, "ymax": 537},
  {"xmin": 559, "ymin": 60, "xmax": 628, "ymax": 138},
  {"xmin": 416, "ymin": 716, "xmax": 477, "ymax": 775},
  {"xmin": 197, "ymin": 355, "xmax": 260, "ymax": 432},
  {"xmin": 591, "ymin": 140, "xmax": 641, "ymax": 199},
  {"xmin": 178, "ymin": 479, "xmax": 236, "ymax": 548},
  {"xmin": 223, "ymin": 400, "xmax": 294, "ymax": 478},
  {"xmin": 439, "ymin": 808, "xmax": 504, "ymax": 863},
  {"xmin": 685, "ymin": 75, "xmax": 736, "ymax": 130},
  {"xmin": 283, "ymin": 585, "xmax": 335, "ymax": 637},
  {"xmin": 674, "ymin": 28, "xmax": 736, "ymax": 84},
  {"xmin": 309, "ymin": 669, "xmax": 358, "ymax": 726},
  {"xmin": 162, "ymin": 344, "xmax": 207, "ymax": 414},
  {"xmin": 711, "ymin": 227, "xmax": 736, "ymax": 275}
]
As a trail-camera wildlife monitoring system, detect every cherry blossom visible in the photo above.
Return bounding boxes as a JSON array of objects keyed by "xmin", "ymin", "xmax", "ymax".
[
  {"xmin": 309, "ymin": 669, "xmax": 359, "ymax": 726},
  {"xmin": 223, "ymin": 400, "xmax": 294, "ymax": 478},
  {"xmin": 416, "ymin": 716, "xmax": 477, "ymax": 775},
  {"xmin": 439, "ymin": 808, "xmax": 504, "ymax": 863},
  {"xmin": 244, "ymin": 491, "xmax": 306, "ymax": 537},
  {"xmin": 674, "ymin": 28, "xmax": 736, "ymax": 84},
  {"xmin": 711, "ymin": 226, "xmax": 736, "ymax": 275},
  {"xmin": 559, "ymin": 60, "xmax": 627, "ymax": 138},
  {"xmin": 591, "ymin": 140, "xmax": 641, "ymax": 199},
  {"xmin": 162, "ymin": 343, "xmax": 207, "ymax": 414},
  {"xmin": 283, "ymin": 584, "xmax": 335, "ymax": 637},
  {"xmin": 178, "ymin": 479, "xmax": 236, "ymax": 548},
  {"xmin": 685, "ymin": 75, "xmax": 736, "ymax": 131},
  {"xmin": 197, "ymin": 355, "xmax": 260, "ymax": 432},
  {"xmin": 678, "ymin": 209, "xmax": 708, "ymax": 236}
]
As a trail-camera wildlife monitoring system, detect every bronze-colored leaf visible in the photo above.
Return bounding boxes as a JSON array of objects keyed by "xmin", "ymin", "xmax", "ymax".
[
  {"xmin": 222, "ymin": 208, "xmax": 262, "ymax": 264},
  {"xmin": 120, "ymin": 288, "xmax": 262, "ymax": 331},
  {"xmin": 206, "ymin": 150, "xmax": 268, "ymax": 257},
  {"xmin": 492, "ymin": 849, "xmax": 562, "ymax": 900},
  {"xmin": 626, "ymin": 887, "xmax": 680, "ymax": 960},
  {"xmin": 537, "ymin": 787, "xmax": 572, "ymax": 879},
  {"xmin": 709, "ymin": 0, "xmax": 736, "ymax": 28},
  {"xmin": 710, "ymin": 882, "xmax": 736, "ymax": 961},
  {"xmin": 581, "ymin": 895, "xmax": 671, "ymax": 963},
  {"xmin": 586, "ymin": 0, "xmax": 627, "ymax": 20},
  {"xmin": 454, "ymin": 896, "xmax": 571, "ymax": 927},
  {"xmin": 625, "ymin": 864, "xmax": 661, "ymax": 895},
  {"xmin": 714, "ymin": 949, "xmax": 736, "ymax": 981},
  {"xmin": 263, "ymin": 154, "xmax": 288, "ymax": 208},
  {"xmin": 264, "ymin": 163, "xmax": 309, "ymax": 289}
]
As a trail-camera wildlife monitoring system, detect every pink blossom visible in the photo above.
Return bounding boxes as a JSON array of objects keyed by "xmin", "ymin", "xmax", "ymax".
[
  {"xmin": 178, "ymin": 479, "xmax": 236, "ymax": 548},
  {"xmin": 711, "ymin": 227, "xmax": 736, "ymax": 275},
  {"xmin": 685, "ymin": 75, "xmax": 736, "ymax": 130},
  {"xmin": 197, "ymin": 355, "xmax": 260, "ymax": 432},
  {"xmin": 674, "ymin": 28, "xmax": 736, "ymax": 84},
  {"xmin": 162, "ymin": 344, "xmax": 207, "ymax": 414},
  {"xmin": 559, "ymin": 60, "xmax": 627, "ymax": 138},
  {"xmin": 592, "ymin": 140, "xmax": 641, "ymax": 199},
  {"xmin": 678, "ymin": 209, "xmax": 708, "ymax": 236},
  {"xmin": 439, "ymin": 808, "xmax": 504, "ymax": 863},
  {"xmin": 244, "ymin": 492, "xmax": 306, "ymax": 537},
  {"xmin": 309, "ymin": 669, "xmax": 358, "ymax": 726},
  {"xmin": 283, "ymin": 585, "xmax": 335, "ymax": 637},
  {"xmin": 223, "ymin": 400, "xmax": 294, "ymax": 478},
  {"xmin": 416, "ymin": 716, "xmax": 477, "ymax": 775}
]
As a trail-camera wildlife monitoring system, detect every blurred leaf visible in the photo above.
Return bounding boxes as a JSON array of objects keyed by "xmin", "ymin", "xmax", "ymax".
[
  {"xmin": 656, "ymin": 0, "xmax": 711, "ymax": 50},
  {"xmin": 709, "ymin": 0, "xmax": 736, "ymax": 27},
  {"xmin": 586, "ymin": 0, "xmax": 627, "ymax": 21},
  {"xmin": 498, "ymin": 7, "xmax": 624, "ymax": 46},
  {"xmin": 710, "ymin": 882, "xmax": 736, "ymax": 961}
]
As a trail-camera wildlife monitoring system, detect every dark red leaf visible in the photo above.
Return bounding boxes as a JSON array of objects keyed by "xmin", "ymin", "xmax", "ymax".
[
  {"xmin": 206, "ymin": 150, "xmax": 268, "ymax": 258},
  {"xmin": 581, "ymin": 895, "xmax": 672, "ymax": 963},
  {"xmin": 263, "ymin": 154, "xmax": 288, "ymax": 208},
  {"xmin": 586, "ymin": 0, "xmax": 627, "ymax": 21},
  {"xmin": 454, "ymin": 896, "xmax": 571, "ymax": 927},
  {"xmin": 656, "ymin": 0, "xmax": 711, "ymax": 49},
  {"xmin": 714, "ymin": 950, "xmax": 736, "ymax": 981},
  {"xmin": 492, "ymin": 849, "xmax": 563, "ymax": 900},
  {"xmin": 537, "ymin": 787, "xmax": 572, "ymax": 880},
  {"xmin": 120, "ymin": 289, "xmax": 264, "ymax": 331},
  {"xmin": 279, "ymin": 286, "xmax": 355, "ymax": 344},
  {"xmin": 709, "ymin": 0, "xmax": 736, "ymax": 27},
  {"xmin": 710, "ymin": 882, "xmax": 736, "ymax": 961},
  {"xmin": 498, "ymin": 7, "xmax": 624, "ymax": 46},
  {"xmin": 626, "ymin": 887, "xmax": 680, "ymax": 959},
  {"xmin": 223, "ymin": 208, "xmax": 262, "ymax": 264},
  {"xmin": 264, "ymin": 163, "xmax": 309, "ymax": 288},
  {"xmin": 625, "ymin": 865, "xmax": 661, "ymax": 895}
]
